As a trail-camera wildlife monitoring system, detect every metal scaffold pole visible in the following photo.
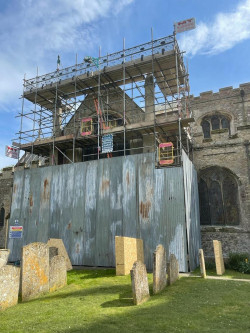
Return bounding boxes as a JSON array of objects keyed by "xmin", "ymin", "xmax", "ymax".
[
  {"xmin": 73, "ymin": 53, "xmax": 78, "ymax": 163},
  {"xmin": 151, "ymin": 28, "xmax": 157, "ymax": 164},
  {"xmin": 123, "ymin": 37, "xmax": 126, "ymax": 156},
  {"xmin": 98, "ymin": 46, "xmax": 101, "ymax": 160}
]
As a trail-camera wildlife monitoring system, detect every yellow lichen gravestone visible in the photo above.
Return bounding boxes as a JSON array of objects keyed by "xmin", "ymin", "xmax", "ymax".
[
  {"xmin": 115, "ymin": 236, "xmax": 144, "ymax": 275},
  {"xmin": 213, "ymin": 240, "xmax": 225, "ymax": 275}
]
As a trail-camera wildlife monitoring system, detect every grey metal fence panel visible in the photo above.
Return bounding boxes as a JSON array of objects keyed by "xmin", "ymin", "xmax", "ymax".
[
  {"xmin": 182, "ymin": 150, "xmax": 201, "ymax": 271},
  {"xmin": 8, "ymin": 152, "xmax": 198, "ymax": 272}
]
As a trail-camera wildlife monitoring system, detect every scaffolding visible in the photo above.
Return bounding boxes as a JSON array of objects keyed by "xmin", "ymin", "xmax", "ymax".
[{"xmin": 14, "ymin": 32, "xmax": 193, "ymax": 167}]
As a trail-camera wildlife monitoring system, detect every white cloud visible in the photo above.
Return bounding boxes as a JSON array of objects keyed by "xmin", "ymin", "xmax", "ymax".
[
  {"xmin": 0, "ymin": 0, "xmax": 135, "ymax": 106},
  {"xmin": 179, "ymin": 0, "xmax": 250, "ymax": 56}
]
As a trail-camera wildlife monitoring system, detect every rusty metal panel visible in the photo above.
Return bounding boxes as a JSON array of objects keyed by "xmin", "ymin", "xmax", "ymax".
[
  {"xmin": 163, "ymin": 166, "xmax": 188, "ymax": 272},
  {"xmin": 182, "ymin": 150, "xmax": 201, "ymax": 271},
  {"xmin": 8, "ymin": 152, "xmax": 199, "ymax": 272}
]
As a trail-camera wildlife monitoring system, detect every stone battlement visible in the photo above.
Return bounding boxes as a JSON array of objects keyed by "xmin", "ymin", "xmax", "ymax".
[{"xmin": 190, "ymin": 82, "xmax": 250, "ymax": 102}]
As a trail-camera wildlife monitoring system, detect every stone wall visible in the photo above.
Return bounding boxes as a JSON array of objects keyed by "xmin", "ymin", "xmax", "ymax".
[
  {"xmin": 0, "ymin": 167, "xmax": 13, "ymax": 249},
  {"xmin": 0, "ymin": 265, "xmax": 20, "ymax": 310},
  {"xmin": 191, "ymin": 83, "xmax": 250, "ymax": 257}
]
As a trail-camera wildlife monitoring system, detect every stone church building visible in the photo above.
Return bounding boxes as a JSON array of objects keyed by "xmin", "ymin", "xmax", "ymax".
[
  {"xmin": 0, "ymin": 70, "xmax": 250, "ymax": 262},
  {"xmin": 191, "ymin": 82, "xmax": 250, "ymax": 258}
]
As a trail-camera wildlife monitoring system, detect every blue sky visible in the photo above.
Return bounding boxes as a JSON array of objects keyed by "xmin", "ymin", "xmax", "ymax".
[{"xmin": 1, "ymin": 0, "xmax": 250, "ymax": 169}]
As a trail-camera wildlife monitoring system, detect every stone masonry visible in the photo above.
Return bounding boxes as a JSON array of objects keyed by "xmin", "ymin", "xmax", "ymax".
[
  {"xmin": 213, "ymin": 240, "xmax": 225, "ymax": 275},
  {"xmin": 167, "ymin": 254, "xmax": 179, "ymax": 286},
  {"xmin": 49, "ymin": 255, "xmax": 67, "ymax": 292},
  {"xmin": 115, "ymin": 236, "xmax": 144, "ymax": 275},
  {"xmin": 153, "ymin": 244, "xmax": 167, "ymax": 294},
  {"xmin": 21, "ymin": 242, "xmax": 49, "ymax": 301},
  {"xmin": 191, "ymin": 83, "xmax": 250, "ymax": 258},
  {"xmin": 130, "ymin": 261, "xmax": 150, "ymax": 305},
  {"xmin": 0, "ymin": 265, "xmax": 20, "ymax": 311},
  {"xmin": 0, "ymin": 167, "xmax": 13, "ymax": 249},
  {"xmin": 0, "ymin": 249, "xmax": 10, "ymax": 269},
  {"xmin": 47, "ymin": 238, "xmax": 72, "ymax": 271},
  {"xmin": 199, "ymin": 249, "xmax": 206, "ymax": 278}
]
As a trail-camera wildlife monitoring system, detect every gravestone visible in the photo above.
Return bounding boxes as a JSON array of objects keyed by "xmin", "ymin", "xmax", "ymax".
[
  {"xmin": 153, "ymin": 244, "xmax": 167, "ymax": 294},
  {"xmin": 130, "ymin": 261, "xmax": 150, "ymax": 305},
  {"xmin": 49, "ymin": 255, "xmax": 67, "ymax": 292},
  {"xmin": 115, "ymin": 236, "xmax": 144, "ymax": 275},
  {"xmin": 47, "ymin": 238, "xmax": 72, "ymax": 271},
  {"xmin": 213, "ymin": 240, "xmax": 225, "ymax": 275},
  {"xmin": 167, "ymin": 254, "xmax": 179, "ymax": 286},
  {"xmin": 0, "ymin": 265, "xmax": 20, "ymax": 310},
  {"xmin": 49, "ymin": 247, "xmax": 58, "ymax": 260},
  {"xmin": 0, "ymin": 249, "xmax": 10, "ymax": 269},
  {"xmin": 21, "ymin": 242, "xmax": 49, "ymax": 301},
  {"xmin": 199, "ymin": 249, "xmax": 206, "ymax": 278}
]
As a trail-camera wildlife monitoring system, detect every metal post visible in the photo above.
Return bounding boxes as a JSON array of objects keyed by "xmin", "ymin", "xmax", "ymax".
[
  {"xmin": 18, "ymin": 74, "xmax": 26, "ymax": 164},
  {"xmin": 97, "ymin": 46, "xmax": 101, "ymax": 160},
  {"xmin": 174, "ymin": 31, "xmax": 182, "ymax": 159},
  {"xmin": 73, "ymin": 53, "xmax": 77, "ymax": 163},
  {"xmin": 151, "ymin": 28, "xmax": 157, "ymax": 163},
  {"xmin": 31, "ymin": 67, "xmax": 38, "ymax": 163},
  {"xmin": 123, "ymin": 37, "xmax": 126, "ymax": 156}
]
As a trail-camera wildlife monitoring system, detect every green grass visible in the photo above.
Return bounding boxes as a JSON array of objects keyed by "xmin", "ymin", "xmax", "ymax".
[
  {"xmin": 191, "ymin": 267, "xmax": 250, "ymax": 279},
  {"xmin": 1, "ymin": 269, "xmax": 250, "ymax": 333}
]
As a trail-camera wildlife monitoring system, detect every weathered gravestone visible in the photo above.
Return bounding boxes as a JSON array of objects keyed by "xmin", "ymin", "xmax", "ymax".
[
  {"xmin": 49, "ymin": 255, "xmax": 67, "ymax": 292},
  {"xmin": 167, "ymin": 254, "xmax": 179, "ymax": 286},
  {"xmin": 153, "ymin": 244, "xmax": 167, "ymax": 294},
  {"xmin": 0, "ymin": 265, "xmax": 20, "ymax": 310},
  {"xmin": 21, "ymin": 242, "xmax": 49, "ymax": 301},
  {"xmin": 115, "ymin": 236, "xmax": 144, "ymax": 276},
  {"xmin": 0, "ymin": 249, "xmax": 10, "ymax": 269},
  {"xmin": 47, "ymin": 238, "xmax": 72, "ymax": 271},
  {"xmin": 130, "ymin": 261, "xmax": 150, "ymax": 305},
  {"xmin": 213, "ymin": 240, "xmax": 225, "ymax": 275},
  {"xmin": 199, "ymin": 249, "xmax": 206, "ymax": 278}
]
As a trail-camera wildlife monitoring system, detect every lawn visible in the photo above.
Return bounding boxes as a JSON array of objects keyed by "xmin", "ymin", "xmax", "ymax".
[{"xmin": 0, "ymin": 268, "xmax": 250, "ymax": 333}]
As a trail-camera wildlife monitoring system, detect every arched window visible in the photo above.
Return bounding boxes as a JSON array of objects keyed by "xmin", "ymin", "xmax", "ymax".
[
  {"xmin": 221, "ymin": 117, "xmax": 230, "ymax": 133},
  {"xmin": 198, "ymin": 167, "xmax": 240, "ymax": 226},
  {"xmin": 201, "ymin": 120, "xmax": 210, "ymax": 138},
  {"xmin": 211, "ymin": 116, "xmax": 220, "ymax": 130},
  {"xmin": 0, "ymin": 207, "xmax": 5, "ymax": 227},
  {"xmin": 201, "ymin": 114, "xmax": 231, "ymax": 138}
]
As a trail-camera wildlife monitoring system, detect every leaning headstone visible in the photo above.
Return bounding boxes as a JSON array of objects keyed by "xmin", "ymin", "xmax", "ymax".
[
  {"xmin": 199, "ymin": 249, "xmax": 207, "ymax": 278},
  {"xmin": 167, "ymin": 254, "xmax": 179, "ymax": 286},
  {"xmin": 130, "ymin": 261, "xmax": 150, "ymax": 305},
  {"xmin": 49, "ymin": 255, "xmax": 67, "ymax": 292},
  {"xmin": 115, "ymin": 236, "xmax": 144, "ymax": 276},
  {"xmin": 153, "ymin": 244, "xmax": 167, "ymax": 294},
  {"xmin": 49, "ymin": 247, "xmax": 58, "ymax": 260},
  {"xmin": 213, "ymin": 240, "xmax": 225, "ymax": 275},
  {"xmin": 47, "ymin": 238, "xmax": 72, "ymax": 271},
  {"xmin": 21, "ymin": 242, "xmax": 49, "ymax": 301},
  {"xmin": 0, "ymin": 265, "xmax": 20, "ymax": 310},
  {"xmin": 0, "ymin": 249, "xmax": 10, "ymax": 269}
]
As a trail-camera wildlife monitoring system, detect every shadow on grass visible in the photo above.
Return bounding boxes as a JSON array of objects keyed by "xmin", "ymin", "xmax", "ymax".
[
  {"xmin": 101, "ymin": 291, "xmax": 133, "ymax": 308},
  {"xmin": 21, "ymin": 282, "xmax": 132, "ymax": 304},
  {"xmin": 69, "ymin": 269, "xmax": 116, "ymax": 281}
]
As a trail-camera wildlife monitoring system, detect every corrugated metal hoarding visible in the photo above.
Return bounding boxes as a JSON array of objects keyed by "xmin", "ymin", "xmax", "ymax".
[
  {"xmin": 182, "ymin": 150, "xmax": 201, "ymax": 270},
  {"xmin": 8, "ymin": 152, "xmax": 200, "ymax": 272}
]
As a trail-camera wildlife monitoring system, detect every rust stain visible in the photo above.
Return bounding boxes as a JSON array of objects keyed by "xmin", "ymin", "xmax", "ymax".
[
  {"xmin": 67, "ymin": 222, "xmax": 71, "ymax": 229},
  {"xmin": 76, "ymin": 243, "xmax": 80, "ymax": 254},
  {"xmin": 140, "ymin": 201, "xmax": 151, "ymax": 219},
  {"xmin": 101, "ymin": 179, "xmax": 110, "ymax": 194},
  {"xmin": 29, "ymin": 194, "xmax": 33, "ymax": 207},
  {"xmin": 13, "ymin": 184, "xmax": 17, "ymax": 194},
  {"xmin": 43, "ymin": 178, "xmax": 50, "ymax": 201},
  {"xmin": 126, "ymin": 171, "xmax": 130, "ymax": 185}
]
